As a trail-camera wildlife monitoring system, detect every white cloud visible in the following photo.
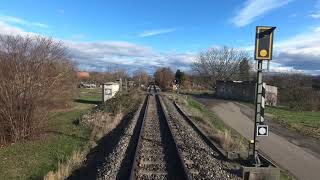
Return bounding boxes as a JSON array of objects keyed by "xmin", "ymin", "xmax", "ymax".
[
  {"xmin": 67, "ymin": 40, "xmax": 196, "ymax": 72},
  {"xmin": 31, "ymin": 22, "xmax": 48, "ymax": 28},
  {"xmin": 239, "ymin": 26, "xmax": 320, "ymax": 74},
  {"xmin": 268, "ymin": 27, "xmax": 320, "ymax": 73},
  {"xmin": 311, "ymin": 12, "xmax": 320, "ymax": 18},
  {"xmin": 0, "ymin": 21, "xmax": 36, "ymax": 36},
  {"xmin": 310, "ymin": 0, "xmax": 320, "ymax": 18},
  {"xmin": 0, "ymin": 18, "xmax": 194, "ymax": 73},
  {"xmin": 138, "ymin": 28, "xmax": 176, "ymax": 37},
  {"xmin": 231, "ymin": 0, "xmax": 293, "ymax": 27},
  {"xmin": 0, "ymin": 15, "xmax": 48, "ymax": 28}
]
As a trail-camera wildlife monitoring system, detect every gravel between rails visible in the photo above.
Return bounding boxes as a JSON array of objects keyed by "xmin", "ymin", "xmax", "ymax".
[
  {"xmin": 135, "ymin": 95, "xmax": 168, "ymax": 179},
  {"xmin": 97, "ymin": 96, "xmax": 146, "ymax": 180},
  {"xmin": 132, "ymin": 93, "xmax": 189, "ymax": 180},
  {"xmin": 161, "ymin": 95, "xmax": 242, "ymax": 180}
]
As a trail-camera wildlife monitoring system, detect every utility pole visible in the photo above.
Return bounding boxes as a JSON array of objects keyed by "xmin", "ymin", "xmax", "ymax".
[
  {"xmin": 125, "ymin": 78, "xmax": 128, "ymax": 92},
  {"xmin": 119, "ymin": 78, "xmax": 122, "ymax": 92},
  {"xmin": 138, "ymin": 77, "xmax": 141, "ymax": 88}
]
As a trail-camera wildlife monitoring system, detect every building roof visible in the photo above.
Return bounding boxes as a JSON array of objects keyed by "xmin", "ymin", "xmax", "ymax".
[{"xmin": 77, "ymin": 71, "xmax": 89, "ymax": 78}]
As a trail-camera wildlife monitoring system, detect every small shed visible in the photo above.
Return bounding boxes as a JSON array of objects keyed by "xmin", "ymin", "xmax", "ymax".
[{"xmin": 102, "ymin": 82, "xmax": 120, "ymax": 102}]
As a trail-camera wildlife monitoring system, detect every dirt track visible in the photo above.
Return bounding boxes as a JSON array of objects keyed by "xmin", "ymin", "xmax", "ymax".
[{"xmin": 195, "ymin": 97, "xmax": 320, "ymax": 180}]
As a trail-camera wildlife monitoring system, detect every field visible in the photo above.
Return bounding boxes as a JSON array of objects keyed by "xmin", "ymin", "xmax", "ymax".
[
  {"xmin": 235, "ymin": 101, "xmax": 320, "ymax": 140},
  {"xmin": 0, "ymin": 88, "xmax": 101, "ymax": 180},
  {"xmin": 266, "ymin": 106, "xmax": 320, "ymax": 139}
]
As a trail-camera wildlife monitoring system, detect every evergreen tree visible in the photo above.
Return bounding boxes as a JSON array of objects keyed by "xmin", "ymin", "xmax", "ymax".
[{"xmin": 175, "ymin": 69, "xmax": 185, "ymax": 85}]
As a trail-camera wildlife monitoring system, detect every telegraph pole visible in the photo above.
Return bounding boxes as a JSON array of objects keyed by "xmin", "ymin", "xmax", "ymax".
[
  {"xmin": 252, "ymin": 26, "xmax": 276, "ymax": 166},
  {"xmin": 125, "ymin": 78, "xmax": 128, "ymax": 92},
  {"xmin": 119, "ymin": 78, "xmax": 123, "ymax": 92}
]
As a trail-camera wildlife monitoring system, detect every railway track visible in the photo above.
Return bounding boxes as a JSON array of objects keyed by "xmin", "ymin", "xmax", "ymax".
[
  {"xmin": 129, "ymin": 86, "xmax": 190, "ymax": 180},
  {"xmin": 162, "ymin": 96, "xmax": 242, "ymax": 179},
  {"xmin": 90, "ymin": 85, "xmax": 270, "ymax": 179}
]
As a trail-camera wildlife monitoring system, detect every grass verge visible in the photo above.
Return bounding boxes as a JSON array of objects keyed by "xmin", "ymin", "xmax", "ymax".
[
  {"xmin": 167, "ymin": 93, "xmax": 247, "ymax": 152},
  {"xmin": 44, "ymin": 89, "xmax": 142, "ymax": 180},
  {"xmin": 171, "ymin": 94, "xmax": 295, "ymax": 179},
  {"xmin": 280, "ymin": 170, "xmax": 295, "ymax": 180},
  {"xmin": 266, "ymin": 106, "xmax": 320, "ymax": 139},
  {"xmin": 0, "ymin": 88, "xmax": 101, "ymax": 180},
  {"xmin": 240, "ymin": 101, "xmax": 320, "ymax": 140}
]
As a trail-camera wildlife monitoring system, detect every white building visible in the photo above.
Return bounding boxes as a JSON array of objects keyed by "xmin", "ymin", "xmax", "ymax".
[{"xmin": 102, "ymin": 82, "xmax": 120, "ymax": 102}]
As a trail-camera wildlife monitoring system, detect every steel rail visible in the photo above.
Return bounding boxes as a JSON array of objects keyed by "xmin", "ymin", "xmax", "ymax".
[
  {"xmin": 129, "ymin": 86, "xmax": 191, "ymax": 180},
  {"xmin": 129, "ymin": 94, "xmax": 149, "ymax": 180},
  {"xmin": 154, "ymin": 87, "xmax": 191, "ymax": 180},
  {"xmin": 173, "ymin": 101, "xmax": 227, "ymax": 158},
  {"xmin": 173, "ymin": 100, "xmax": 278, "ymax": 168}
]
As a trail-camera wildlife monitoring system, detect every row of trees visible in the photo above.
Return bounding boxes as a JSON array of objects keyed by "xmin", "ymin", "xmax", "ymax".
[
  {"xmin": 153, "ymin": 46, "xmax": 252, "ymax": 91},
  {"xmin": 0, "ymin": 35, "xmax": 76, "ymax": 143},
  {"xmin": 153, "ymin": 46, "xmax": 319, "ymax": 111},
  {"xmin": 265, "ymin": 73, "xmax": 320, "ymax": 111},
  {"xmin": 79, "ymin": 68, "xmax": 150, "ymax": 88}
]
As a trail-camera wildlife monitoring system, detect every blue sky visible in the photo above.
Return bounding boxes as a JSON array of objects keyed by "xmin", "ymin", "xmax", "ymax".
[{"xmin": 0, "ymin": 0, "xmax": 320, "ymax": 74}]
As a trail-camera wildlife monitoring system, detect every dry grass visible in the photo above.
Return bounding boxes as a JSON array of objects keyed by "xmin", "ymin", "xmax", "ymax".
[
  {"xmin": 44, "ymin": 149, "xmax": 87, "ymax": 180},
  {"xmin": 44, "ymin": 90, "xmax": 142, "ymax": 180},
  {"xmin": 44, "ymin": 110, "xmax": 124, "ymax": 180},
  {"xmin": 211, "ymin": 130, "xmax": 246, "ymax": 151},
  {"xmin": 168, "ymin": 93, "xmax": 247, "ymax": 152},
  {"xmin": 88, "ymin": 111, "xmax": 124, "ymax": 142}
]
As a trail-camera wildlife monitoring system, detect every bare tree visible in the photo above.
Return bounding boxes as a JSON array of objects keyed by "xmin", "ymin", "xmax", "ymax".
[
  {"xmin": 265, "ymin": 73, "xmax": 320, "ymax": 111},
  {"xmin": 85, "ymin": 71, "xmax": 113, "ymax": 84},
  {"xmin": 192, "ymin": 46, "xmax": 251, "ymax": 87},
  {"xmin": 133, "ymin": 69, "xmax": 149, "ymax": 87},
  {"xmin": 113, "ymin": 68, "xmax": 128, "ymax": 80},
  {"xmin": 0, "ymin": 35, "xmax": 76, "ymax": 143},
  {"xmin": 154, "ymin": 67, "xmax": 174, "ymax": 90}
]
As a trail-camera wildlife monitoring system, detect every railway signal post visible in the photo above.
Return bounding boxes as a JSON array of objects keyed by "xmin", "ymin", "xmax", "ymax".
[{"xmin": 252, "ymin": 26, "xmax": 276, "ymax": 166}]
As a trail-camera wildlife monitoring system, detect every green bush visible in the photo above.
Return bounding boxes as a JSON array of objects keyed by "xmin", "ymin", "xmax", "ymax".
[{"xmin": 100, "ymin": 90, "xmax": 141, "ymax": 115}]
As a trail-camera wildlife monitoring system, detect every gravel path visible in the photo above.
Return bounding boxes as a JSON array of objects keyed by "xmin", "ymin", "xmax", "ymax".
[{"xmin": 161, "ymin": 96, "xmax": 242, "ymax": 180}]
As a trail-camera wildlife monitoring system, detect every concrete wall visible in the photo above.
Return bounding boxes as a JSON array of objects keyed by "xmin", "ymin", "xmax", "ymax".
[
  {"xmin": 216, "ymin": 81, "xmax": 278, "ymax": 105},
  {"xmin": 216, "ymin": 81, "xmax": 256, "ymax": 102}
]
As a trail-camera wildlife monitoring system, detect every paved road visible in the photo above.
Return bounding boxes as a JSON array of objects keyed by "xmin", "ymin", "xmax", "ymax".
[{"xmin": 195, "ymin": 97, "xmax": 320, "ymax": 180}]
